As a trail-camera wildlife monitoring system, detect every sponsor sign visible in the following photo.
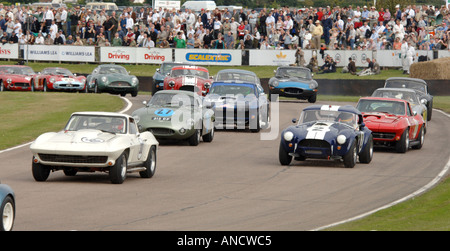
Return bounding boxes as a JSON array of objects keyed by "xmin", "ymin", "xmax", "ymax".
[
  {"xmin": 136, "ymin": 48, "xmax": 172, "ymax": 64},
  {"xmin": 24, "ymin": 45, "xmax": 95, "ymax": 62},
  {"xmin": 100, "ymin": 47, "xmax": 135, "ymax": 63},
  {"xmin": 174, "ymin": 49, "xmax": 241, "ymax": 65},
  {"xmin": 249, "ymin": 50, "xmax": 296, "ymax": 66},
  {"xmin": 0, "ymin": 44, "xmax": 19, "ymax": 59}
]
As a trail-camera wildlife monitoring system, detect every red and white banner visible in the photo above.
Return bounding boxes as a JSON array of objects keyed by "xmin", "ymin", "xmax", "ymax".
[{"xmin": 0, "ymin": 44, "xmax": 19, "ymax": 59}]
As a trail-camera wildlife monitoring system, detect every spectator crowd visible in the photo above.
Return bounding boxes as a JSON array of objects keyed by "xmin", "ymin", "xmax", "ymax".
[{"xmin": 0, "ymin": 3, "xmax": 449, "ymax": 52}]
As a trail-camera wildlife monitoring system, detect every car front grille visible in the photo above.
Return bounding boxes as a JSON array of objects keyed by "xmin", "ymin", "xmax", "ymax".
[
  {"xmin": 110, "ymin": 82, "xmax": 131, "ymax": 87},
  {"xmin": 372, "ymin": 132, "xmax": 396, "ymax": 140},
  {"xmin": 284, "ymin": 88, "xmax": 304, "ymax": 94},
  {"xmin": 148, "ymin": 128, "xmax": 175, "ymax": 136},
  {"xmin": 39, "ymin": 154, "xmax": 108, "ymax": 164},
  {"xmin": 298, "ymin": 139, "xmax": 330, "ymax": 148},
  {"xmin": 14, "ymin": 82, "xmax": 30, "ymax": 87}
]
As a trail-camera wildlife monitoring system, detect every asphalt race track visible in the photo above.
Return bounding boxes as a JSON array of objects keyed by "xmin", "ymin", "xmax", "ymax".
[{"xmin": 1, "ymin": 95, "xmax": 449, "ymax": 231}]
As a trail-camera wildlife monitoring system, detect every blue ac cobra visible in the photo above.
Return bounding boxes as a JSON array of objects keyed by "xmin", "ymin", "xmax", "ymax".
[
  {"xmin": 0, "ymin": 182, "xmax": 15, "ymax": 231},
  {"xmin": 279, "ymin": 105, "xmax": 373, "ymax": 168},
  {"xmin": 268, "ymin": 66, "xmax": 318, "ymax": 103}
]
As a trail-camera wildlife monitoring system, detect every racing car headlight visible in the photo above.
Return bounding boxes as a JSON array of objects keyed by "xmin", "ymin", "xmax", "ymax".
[
  {"xmin": 271, "ymin": 80, "xmax": 279, "ymax": 87},
  {"xmin": 132, "ymin": 77, "xmax": 138, "ymax": 85},
  {"xmin": 168, "ymin": 81, "xmax": 175, "ymax": 87},
  {"xmin": 101, "ymin": 76, "xmax": 107, "ymax": 83},
  {"xmin": 6, "ymin": 78, "xmax": 11, "ymax": 84},
  {"xmin": 337, "ymin": 135, "xmax": 347, "ymax": 145},
  {"xmin": 49, "ymin": 77, "xmax": 55, "ymax": 83},
  {"xmin": 309, "ymin": 83, "xmax": 316, "ymax": 89},
  {"xmin": 283, "ymin": 131, "xmax": 294, "ymax": 141}
]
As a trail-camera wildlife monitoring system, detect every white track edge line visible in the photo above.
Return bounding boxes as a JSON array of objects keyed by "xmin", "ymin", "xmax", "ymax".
[
  {"xmin": 0, "ymin": 96, "xmax": 131, "ymax": 155},
  {"xmin": 312, "ymin": 108, "xmax": 450, "ymax": 231}
]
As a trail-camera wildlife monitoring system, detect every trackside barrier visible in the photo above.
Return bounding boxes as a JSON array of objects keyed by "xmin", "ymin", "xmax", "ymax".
[{"xmin": 1, "ymin": 44, "xmax": 448, "ymax": 67}]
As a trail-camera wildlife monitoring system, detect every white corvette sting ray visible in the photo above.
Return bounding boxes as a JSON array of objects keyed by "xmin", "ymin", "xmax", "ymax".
[{"xmin": 30, "ymin": 112, "xmax": 159, "ymax": 184}]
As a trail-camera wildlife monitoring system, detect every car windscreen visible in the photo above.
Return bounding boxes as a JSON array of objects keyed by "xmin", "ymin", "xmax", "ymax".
[
  {"xmin": 300, "ymin": 110, "xmax": 357, "ymax": 128},
  {"xmin": 0, "ymin": 66, "xmax": 35, "ymax": 75},
  {"xmin": 65, "ymin": 115, "xmax": 127, "ymax": 134},
  {"xmin": 216, "ymin": 72, "xmax": 257, "ymax": 83},
  {"xmin": 209, "ymin": 84, "xmax": 256, "ymax": 96},
  {"xmin": 149, "ymin": 93, "xmax": 195, "ymax": 107},
  {"xmin": 356, "ymin": 99, "xmax": 406, "ymax": 116},
  {"xmin": 277, "ymin": 68, "xmax": 311, "ymax": 79},
  {"xmin": 171, "ymin": 69, "xmax": 208, "ymax": 79},
  {"xmin": 372, "ymin": 90, "xmax": 419, "ymax": 105},
  {"xmin": 385, "ymin": 80, "xmax": 426, "ymax": 93},
  {"xmin": 43, "ymin": 68, "xmax": 73, "ymax": 76},
  {"xmin": 98, "ymin": 66, "xmax": 128, "ymax": 75}
]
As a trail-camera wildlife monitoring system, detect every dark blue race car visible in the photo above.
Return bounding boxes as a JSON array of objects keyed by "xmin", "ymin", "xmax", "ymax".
[
  {"xmin": 204, "ymin": 82, "xmax": 269, "ymax": 133},
  {"xmin": 0, "ymin": 182, "xmax": 15, "ymax": 231},
  {"xmin": 279, "ymin": 105, "xmax": 373, "ymax": 168},
  {"xmin": 268, "ymin": 66, "xmax": 318, "ymax": 103}
]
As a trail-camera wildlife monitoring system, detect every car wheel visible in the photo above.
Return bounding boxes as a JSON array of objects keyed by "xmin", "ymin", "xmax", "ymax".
[
  {"xmin": 202, "ymin": 125, "xmax": 214, "ymax": 142},
  {"xmin": 359, "ymin": 134, "xmax": 373, "ymax": 164},
  {"xmin": 31, "ymin": 80, "xmax": 35, "ymax": 92},
  {"xmin": 343, "ymin": 140, "xmax": 357, "ymax": 168},
  {"xmin": 43, "ymin": 81, "xmax": 48, "ymax": 92},
  {"xmin": 427, "ymin": 101, "xmax": 432, "ymax": 121},
  {"xmin": 0, "ymin": 81, "xmax": 4, "ymax": 92},
  {"xmin": 32, "ymin": 160, "xmax": 50, "ymax": 182},
  {"xmin": 308, "ymin": 94, "xmax": 317, "ymax": 103},
  {"xmin": 0, "ymin": 195, "xmax": 15, "ymax": 231},
  {"xmin": 412, "ymin": 125, "xmax": 425, "ymax": 150},
  {"xmin": 140, "ymin": 146, "xmax": 156, "ymax": 178},
  {"xmin": 94, "ymin": 82, "xmax": 99, "ymax": 94},
  {"xmin": 279, "ymin": 142, "xmax": 292, "ymax": 166},
  {"xmin": 396, "ymin": 129, "xmax": 409, "ymax": 153},
  {"xmin": 188, "ymin": 129, "xmax": 201, "ymax": 146},
  {"xmin": 110, "ymin": 152, "xmax": 127, "ymax": 184},
  {"xmin": 131, "ymin": 91, "xmax": 138, "ymax": 97}
]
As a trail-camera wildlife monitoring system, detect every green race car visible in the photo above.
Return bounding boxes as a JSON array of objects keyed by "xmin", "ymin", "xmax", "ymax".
[
  {"xmin": 132, "ymin": 90, "xmax": 215, "ymax": 146},
  {"xmin": 86, "ymin": 64, "xmax": 139, "ymax": 97}
]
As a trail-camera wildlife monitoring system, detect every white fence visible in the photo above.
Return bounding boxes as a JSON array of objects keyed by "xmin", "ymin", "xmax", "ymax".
[{"xmin": 1, "ymin": 44, "xmax": 448, "ymax": 68}]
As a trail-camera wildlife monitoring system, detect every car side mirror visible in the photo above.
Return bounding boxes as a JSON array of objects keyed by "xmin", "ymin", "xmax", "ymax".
[
  {"xmin": 413, "ymin": 111, "xmax": 417, "ymax": 116},
  {"xmin": 142, "ymin": 101, "xmax": 148, "ymax": 106},
  {"xmin": 421, "ymin": 99, "xmax": 427, "ymax": 105},
  {"xmin": 292, "ymin": 118, "xmax": 297, "ymax": 123},
  {"xmin": 156, "ymin": 68, "xmax": 160, "ymax": 73}
]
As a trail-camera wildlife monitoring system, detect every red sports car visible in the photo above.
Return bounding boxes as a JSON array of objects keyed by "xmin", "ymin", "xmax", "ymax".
[
  {"xmin": 356, "ymin": 97, "xmax": 425, "ymax": 153},
  {"xmin": 31, "ymin": 67, "xmax": 87, "ymax": 92},
  {"xmin": 163, "ymin": 65, "xmax": 212, "ymax": 96},
  {"xmin": 0, "ymin": 65, "xmax": 35, "ymax": 92}
]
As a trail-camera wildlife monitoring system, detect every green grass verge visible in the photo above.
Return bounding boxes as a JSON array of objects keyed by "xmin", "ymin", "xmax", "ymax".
[{"xmin": 0, "ymin": 92, "xmax": 124, "ymax": 150}]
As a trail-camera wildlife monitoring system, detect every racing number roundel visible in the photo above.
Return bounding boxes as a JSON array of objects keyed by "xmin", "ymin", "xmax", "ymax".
[{"xmin": 155, "ymin": 108, "xmax": 174, "ymax": 117}]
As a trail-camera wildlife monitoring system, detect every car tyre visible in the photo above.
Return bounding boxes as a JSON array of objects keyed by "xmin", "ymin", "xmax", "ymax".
[
  {"xmin": 279, "ymin": 143, "xmax": 292, "ymax": 166},
  {"xmin": 308, "ymin": 94, "xmax": 317, "ymax": 103},
  {"xmin": 0, "ymin": 81, "xmax": 4, "ymax": 92},
  {"xmin": 343, "ymin": 140, "xmax": 357, "ymax": 168},
  {"xmin": 359, "ymin": 134, "xmax": 373, "ymax": 164},
  {"xmin": 427, "ymin": 101, "xmax": 432, "ymax": 121},
  {"xmin": 32, "ymin": 161, "xmax": 50, "ymax": 182},
  {"xmin": 412, "ymin": 125, "xmax": 425, "ymax": 150},
  {"xmin": 0, "ymin": 195, "xmax": 15, "ymax": 231},
  {"xmin": 396, "ymin": 129, "xmax": 409, "ymax": 153},
  {"xmin": 140, "ymin": 146, "xmax": 156, "ymax": 178},
  {"xmin": 202, "ymin": 126, "xmax": 214, "ymax": 142},
  {"xmin": 110, "ymin": 152, "xmax": 127, "ymax": 184},
  {"xmin": 188, "ymin": 129, "xmax": 201, "ymax": 146}
]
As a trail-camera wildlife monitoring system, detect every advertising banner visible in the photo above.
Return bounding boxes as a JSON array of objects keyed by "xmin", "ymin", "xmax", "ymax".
[
  {"xmin": 100, "ymin": 46, "xmax": 136, "ymax": 63},
  {"xmin": 136, "ymin": 48, "xmax": 172, "ymax": 64},
  {"xmin": 175, "ymin": 49, "xmax": 242, "ymax": 66},
  {"xmin": 24, "ymin": 45, "xmax": 95, "ymax": 62},
  {"xmin": 0, "ymin": 44, "xmax": 19, "ymax": 59},
  {"xmin": 249, "ymin": 50, "xmax": 296, "ymax": 66}
]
